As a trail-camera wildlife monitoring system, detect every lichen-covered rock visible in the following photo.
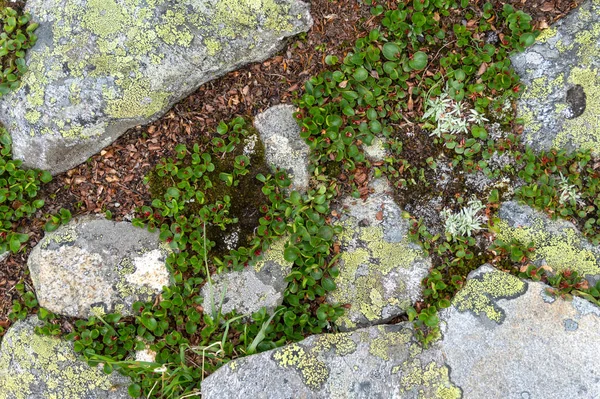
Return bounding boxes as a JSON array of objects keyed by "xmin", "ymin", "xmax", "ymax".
[
  {"xmin": 28, "ymin": 216, "xmax": 171, "ymax": 318},
  {"xmin": 200, "ymin": 237, "xmax": 292, "ymax": 315},
  {"xmin": 203, "ymin": 265, "xmax": 600, "ymax": 399},
  {"xmin": 328, "ymin": 179, "xmax": 431, "ymax": 331},
  {"xmin": 201, "ymin": 323, "xmax": 459, "ymax": 399},
  {"xmin": 439, "ymin": 264, "xmax": 600, "ymax": 398},
  {"xmin": 0, "ymin": 316, "xmax": 130, "ymax": 399},
  {"xmin": 496, "ymin": 201, "xmax": 600, "ymax": 281},
  {"xmin": 511, "ymin": 0, "xmax": 600, "ymax": 154},
  {"xmin": 0, "ymin": 0, "xmax": 313, "ymax": 174},
  {"xmin": 254, "ymin": 104, "xmax": 310, "ymax": 192}
]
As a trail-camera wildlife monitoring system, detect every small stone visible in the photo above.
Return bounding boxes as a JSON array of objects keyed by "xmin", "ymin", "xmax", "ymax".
[
  {"xmin": 328, "ymin": 178, "xmax": 430, "ymax": 331},
  {"xmin": 254, "ymin": 105, "xmax": 310, "ymax": 192},
  {"xmin": 200, "ymin": 237, "xmax": 293, "ymax": 316},
  {"xmin": 28, "ymin": 216, "xmax": 171, "ymax": 318}
]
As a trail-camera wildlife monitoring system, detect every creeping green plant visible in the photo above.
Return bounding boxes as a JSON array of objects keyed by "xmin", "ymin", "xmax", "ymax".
[{"xmin": 0, "ymin": 6, "xmax": 38, "ymax": 95}]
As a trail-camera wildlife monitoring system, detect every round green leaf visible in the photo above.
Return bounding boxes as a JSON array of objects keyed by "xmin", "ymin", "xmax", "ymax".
[
  {"xmin": 408, "ymin": 51, "xmax": 428, "ymax": 70},
  {"xmin": 353, "ymin": 67, "xmax": 369, "ymax": 82},
  {"xmin": 283, "ymin": 245, "xmax": 301, "ymax": 262},
  {"xmin": 382, "ymin": 42, "xmax": 400, "ymax": 61}
]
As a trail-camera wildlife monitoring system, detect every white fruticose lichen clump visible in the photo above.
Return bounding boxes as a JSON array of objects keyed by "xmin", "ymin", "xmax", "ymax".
[
  {"xmin": 441, "ymin": 198, "xmax": 486, "ymax": 238},
  {"xmin": 422, "ymin": 87, "xmax": 488, "ymax": 137}
]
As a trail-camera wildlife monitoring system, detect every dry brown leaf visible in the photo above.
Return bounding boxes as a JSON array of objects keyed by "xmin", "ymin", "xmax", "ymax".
[{"xmin": 540, "ymin": 2, "xmax": 555, "ymax": 12}]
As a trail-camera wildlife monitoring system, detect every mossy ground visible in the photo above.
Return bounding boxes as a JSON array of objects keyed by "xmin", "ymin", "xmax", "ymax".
[{"xmin": 147, "ymin": 124, "xmax": 270, "ymax": 259}]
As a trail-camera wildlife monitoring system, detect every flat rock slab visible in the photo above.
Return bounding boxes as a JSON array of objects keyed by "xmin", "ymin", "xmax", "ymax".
[
  {"xmin": 28, "ymin": 216, "xmax": 171, "ymax": 318},
  {"xmin": 0, "ymin": 0, "xmax": 312, "ymax": 174},
  {"xmin": 496, "ymin": 201, "xmax": 600, "ymax": 282},
  {"xmin": 328, "ymin": 179, "xmax": 430, "ymax": 331},
  {"xmin": 0, "ymin": 316, "xmax": 130, "ymax": 399},
  {"xmin": 254, "ymin": 104, "xmax": 310, "ymax": 192},
  {"xmin": 202, "ymin": 265, "xmax": 600, "ymax": 399},
  {"xmin": 511, "ymin": 0, "xmax": 600, "ymax": 154},
  {"xmin": 202, "ymin": 323, "xmax": 457, "ymax": 399},
  {"xmin": 200, "ymin": 237, "xmax": 292, "ymax": 316},
  {"xmin": 440, "ymin": 264, "xmax": 600, "ymax": 398}
]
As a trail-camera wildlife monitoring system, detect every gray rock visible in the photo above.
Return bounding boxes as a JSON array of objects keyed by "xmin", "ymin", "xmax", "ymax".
[
  {"xmin": 202, "ymin": 265, "xmax": 600, "ymax": 399},
  {"xmin": 439, "ymin": 264, "xmax": 600, "ymax": 398},
  {"xmin": 511, "ymin": 0, "xmax": 600, "ymax": 154},
  {"xmin": 0, "ymin": 251, "xmax": 8, "ymax": 264},
  {"xmin": 254, "ymin": 105, "xmax": 310, "ymax": 192},
  {"xmin": 496, "ymin": 201, "xmax": 600, "ymax": 282},
  {"xmin": 200, "ymin": 237, "xmax": 292, "ymax": 316},
  {"xmin": 28, "ymin": 216, "xmax": 171, "ymax": 318},
  {"xmin": 202, "ymin": 323, "xmax": 458, "ymax": 399},
  {"xmin": 328, "ymin": 179, "xmax": 430, "ymax": 331},
  {"xmin": 0, "ymin": 316, "xmax": 130, "ymax": 399},
  {"xmin": 0, "ymin": 0, "xmax": 313, "ymax": 174}
]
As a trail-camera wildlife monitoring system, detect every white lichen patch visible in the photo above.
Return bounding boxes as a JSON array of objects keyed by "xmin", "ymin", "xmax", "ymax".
[
  {"xmin": 29, "ymin": 245, "xmax": 114, "ymax": 318},
  {"xmin": 135, "ymin": 347, "xmax": 157, "ymax": 363},
  {"xmin": 126, "ymin": 249, "xmax": 171, "ymax": 292}
]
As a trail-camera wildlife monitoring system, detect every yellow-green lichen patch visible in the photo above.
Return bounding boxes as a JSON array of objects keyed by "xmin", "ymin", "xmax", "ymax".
[
  {"xmin": 253, "ymin": 237, "xmax": 292, "ymax": 273},
  {"xmin": 205, "ymin": 38, "xmax": 222, "ymax": 56},
  {"xmin": 272, "ymin": 344, "xmax": 329, "ymax": 390},
  {"xmin": 104, "ymin": 77, "xmax": 170, "ymax": 119},
  {"xmin": 155, "ymin": 10, "xmax": 194, "ymax": 47},
  {"xmin": 331, "ymin": 222, "xmax": 423, "ymax": 327},
  {"xmin": 0, "ymin": 320, "xmax": 120, "ymax": 399},
  {"xmin": 554, "ymin": 67, "xmax": 600, "ymax": 153},
  {"xmin": 81, "ymin": 0, "xmax": 128, "ymax": 38},
  {"xmin": 212, "ymin": 0, "xmax": 294, "ymax": 38},
  {"xmin": 313, "ymin": 332, "xmax": 357, "ymax": 357},
  {"xmin": 397, "ymin": 359, "xmax": 461, "ymax": 399},
  {"xmin": 495, "ymin": 219, "xmax": 600, "ymax": 277},
  {"xmin": 40, "ymin": 226, "xmax": 78, "ymax": 250},
  {"xmin": 368, "ymin": 326, "xmax": 412, "ymax": 361},
  {"xmin": 453, "ymin": 270, "xmax": 526, "ymax": 323},
  {"xmin": 536, "ymin": 27, "xmax": 558, "ymax": 43}
]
